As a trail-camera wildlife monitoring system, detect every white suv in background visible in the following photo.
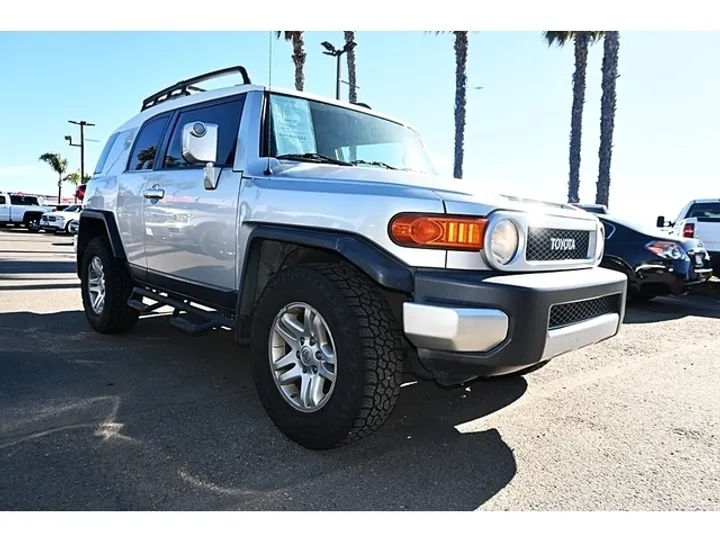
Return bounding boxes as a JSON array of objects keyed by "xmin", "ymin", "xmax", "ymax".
[{"xmin": 40, "ymin": 204, "xmax": 82, "ymax": 234}]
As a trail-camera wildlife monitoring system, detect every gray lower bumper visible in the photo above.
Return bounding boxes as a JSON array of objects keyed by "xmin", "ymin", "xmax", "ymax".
[{"xmin": 402, "ymin": 266, "xmax": 627, "ymax": 378}]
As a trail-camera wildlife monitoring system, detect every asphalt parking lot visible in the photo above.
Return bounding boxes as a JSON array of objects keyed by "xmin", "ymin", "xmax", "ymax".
[{"xmin": 1, "ymin": 228, "xmax": 719, "ymax": 511}]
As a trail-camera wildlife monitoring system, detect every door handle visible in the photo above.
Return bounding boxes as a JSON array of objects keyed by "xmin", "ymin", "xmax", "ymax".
[{"xmin": 143, "ymin": 186, "xmax": 165, "ymax": 200}]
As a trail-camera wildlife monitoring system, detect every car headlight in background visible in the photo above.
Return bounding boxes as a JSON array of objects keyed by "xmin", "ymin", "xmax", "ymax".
[
  {"xmin": 487, "ymin": 218, "xmax": 519, "ymax": 265},
  {"xmin": 646, "ymin": 240, "xmax": 687, "ymax": 260}
]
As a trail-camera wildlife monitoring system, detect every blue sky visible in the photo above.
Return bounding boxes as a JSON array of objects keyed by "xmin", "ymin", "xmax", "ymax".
[{"xmin": 0, "ymin": 31, "xmax": 718, "ymax": 224}]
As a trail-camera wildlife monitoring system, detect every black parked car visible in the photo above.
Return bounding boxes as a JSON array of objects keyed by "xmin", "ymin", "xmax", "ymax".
[{"xmin": 595, "ymin": 214, "xmax": 713, "ymax": 301}]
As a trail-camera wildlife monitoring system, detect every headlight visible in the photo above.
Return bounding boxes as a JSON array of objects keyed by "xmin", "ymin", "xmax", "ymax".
[
  {"xmin": 646, "ymin": 240, "xmax": 687, "ymax": 260},
  {"xmin": 487, "ymin": 219, "xmax": 519, "ymax": 265}
]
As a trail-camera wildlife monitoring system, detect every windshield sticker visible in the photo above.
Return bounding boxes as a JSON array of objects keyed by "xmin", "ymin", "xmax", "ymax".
[{"xmin": 271, "ymin": 96, "xmax": 317, "ymax": 155}]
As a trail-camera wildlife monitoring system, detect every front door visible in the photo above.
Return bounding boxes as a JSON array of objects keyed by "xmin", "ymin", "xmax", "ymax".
[{"xmin": 142, "ymin": 95, "xmax": 247, "ymax": 295}]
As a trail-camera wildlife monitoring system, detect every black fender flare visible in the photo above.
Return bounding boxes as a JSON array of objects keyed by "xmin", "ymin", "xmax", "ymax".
[
  {"xmin": 236, "ymin": 224, "xmax": 414, "ymax": 316},
  {"xmin": 76, "ymin": 210, "xmax": 127, "ymax": 276}
]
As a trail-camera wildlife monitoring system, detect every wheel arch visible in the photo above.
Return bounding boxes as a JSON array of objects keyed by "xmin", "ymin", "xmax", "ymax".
[
  {"xmin": 76, "ymin": 210, "xmax": 127, "ymax": 277},
  {"xmin": 235, "ymin": 224, "xmax": 415, "ymax": 321}
]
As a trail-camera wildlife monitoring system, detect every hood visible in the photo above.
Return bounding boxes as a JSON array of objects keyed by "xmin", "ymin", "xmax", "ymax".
[{"xmin": 252, "ymin": 160, "xmax": 595, "ymax": 221}]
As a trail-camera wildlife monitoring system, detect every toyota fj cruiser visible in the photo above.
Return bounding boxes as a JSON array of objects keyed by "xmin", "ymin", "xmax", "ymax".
[{"xmin": 76, "ymin": 66, "xmax": 627, "ymax": 450}]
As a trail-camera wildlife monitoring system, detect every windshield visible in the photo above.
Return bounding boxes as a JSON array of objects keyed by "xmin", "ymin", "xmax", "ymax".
[
  {"xmin": 267, "ymin": 94, "xmax": 437, "ymax": 175},
  {"xmin": 63, "ymin": 205, "xmax": 80, "ymax": 212}
]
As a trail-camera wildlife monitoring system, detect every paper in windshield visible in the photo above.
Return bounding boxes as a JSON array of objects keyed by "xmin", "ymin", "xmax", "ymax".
[{"xmin": 271, "ymin": 96, "xmax": 317, "ymax": 155}]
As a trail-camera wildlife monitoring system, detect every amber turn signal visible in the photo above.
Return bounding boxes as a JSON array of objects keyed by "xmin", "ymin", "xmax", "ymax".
[{"xmin": 389, "ymin": 213, "xmax": 487, "ymax": 250}]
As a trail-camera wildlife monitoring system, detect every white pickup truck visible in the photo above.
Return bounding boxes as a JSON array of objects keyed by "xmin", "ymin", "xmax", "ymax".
[
  {"xmin": 0, "ymin": 192, "xmax": 55, "ymax": 232},
  {"xmin": 658, "ymin": 199, "xmax": 720, "ymax": 274}
]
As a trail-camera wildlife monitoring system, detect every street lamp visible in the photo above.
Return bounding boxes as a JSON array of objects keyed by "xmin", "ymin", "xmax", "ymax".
[
  {"xmin": 321, "ymin": 40, "xmax": 357, "ymax": 100},
  {"xmin": 65, "ymin": 120, "xmax": 96, "ymax": 191}
]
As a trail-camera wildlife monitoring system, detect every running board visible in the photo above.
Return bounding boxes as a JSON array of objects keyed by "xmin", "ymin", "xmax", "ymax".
[{"xmin": 127, "ymin": 286, "xmax": 233, "ymax": 335}]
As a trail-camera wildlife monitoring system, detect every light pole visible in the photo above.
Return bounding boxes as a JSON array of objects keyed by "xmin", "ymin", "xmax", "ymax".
[
  {"xmin": 321, "ymin": 40, "xmax": 357, "ymax": 100},
  {"xmin": 65, "ymin": 120, "xmax": 95, "ymax": 191}
]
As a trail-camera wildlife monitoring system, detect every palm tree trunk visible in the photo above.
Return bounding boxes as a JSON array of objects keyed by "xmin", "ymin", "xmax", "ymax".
[
  {"xmin": 57, "ymin": 174, "xmax": 62, "ymax": 205},
  {"xmin": 453, "ymin": 31, "xmax": 468, "ymax": 179},
  {"xmin": 291, "ymin": 32, "xmax": 306, "ymax": 92},
  {"xmin": 343, "ymin": 31, "xmax": 358, "ymax": 162},
  {"xmin": 568, "ymin": 32, "xmax": 591, "ymax": 203},
  {"xmin": 344, "ymin": 31, "xmax": 358, "ymax": 104},
  {"xmin": 596, "ymin": 31, "xmax": 620, "ymax": 207}
]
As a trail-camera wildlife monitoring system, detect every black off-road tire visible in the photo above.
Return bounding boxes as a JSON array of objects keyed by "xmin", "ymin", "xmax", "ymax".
[
  {"xmin": 250, "ymin": 262, "xmax": 404, "ymax": 450},
  {"xmin": 80, "ymin": 236, "xmax": 139, "ymax": 334}
]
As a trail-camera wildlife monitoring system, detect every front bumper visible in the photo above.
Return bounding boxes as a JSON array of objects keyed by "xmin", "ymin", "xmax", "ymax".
[
  {"xmin": 40, "ymin": 220, "xmax": 65, "ymax": 231},
  {"xmin": 402, "ymin": 267, "xmax": 627, "ymax": 382}
]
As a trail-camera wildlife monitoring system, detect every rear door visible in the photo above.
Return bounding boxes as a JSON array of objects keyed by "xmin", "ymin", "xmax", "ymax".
[
  {"xmin": 682, "ymin": 201, "xmax": 720, "ymax": 253},
  {"xmin": 116, "ymin": 112, "xmax": 172, "ymax": 274}
]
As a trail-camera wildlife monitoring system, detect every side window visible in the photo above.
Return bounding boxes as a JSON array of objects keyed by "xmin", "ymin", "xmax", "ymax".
[
  {"xmin": 0, "ymin": 195, "xmax": 5, "ymax": 204},
  {"xmin": 162, "ymin": 97, "xmax": 246, "ymax": 169},
  {"xmin": 127, "ymin": 115, "xmax": 170, "ymax": 171},
  {"xmin": 93, "ymin": 132, "xmax": 120, "ymax": 175}
]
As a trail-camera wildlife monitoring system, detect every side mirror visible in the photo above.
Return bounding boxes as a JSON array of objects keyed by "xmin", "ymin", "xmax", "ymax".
[
  {"xmin": 182, "ymin": 121, "xmax": 218, "ymax": 165},
  {"xmin": 656, "ymin": 215, "xmax": 665, "ymax": 228},
  {"xmin": 182, "ymin": 121, "xmax": 220, "ymax": 190}
]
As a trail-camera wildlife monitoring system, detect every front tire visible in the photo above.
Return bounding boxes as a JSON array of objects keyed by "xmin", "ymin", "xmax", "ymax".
[
  {"xmin": 250, "ymin": 263, "xmax": 404, "ymax": 450},
  {"xmin": 24, "ymin": 216, "xmax": 41, "ymax": 233},
  {"xmin": 80, "ymin": 237, "xmax": 139, "ymax": 334}
]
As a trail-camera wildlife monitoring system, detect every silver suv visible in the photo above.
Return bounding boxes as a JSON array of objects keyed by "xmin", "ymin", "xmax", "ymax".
[{"xmin": 76, "ymin": 66, "xmax": 627, "ymax": 449}]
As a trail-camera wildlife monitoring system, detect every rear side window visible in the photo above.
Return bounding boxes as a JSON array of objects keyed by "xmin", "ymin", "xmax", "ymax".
[
  {"xmin": 10, "ymin": 195, "xmax": 39, "ymax": 205},
  {"xmin": 0, "ymin": 195, "xmax": 5, "ymax": 204},
  {"xmin": 94, "ymin": 132, "xmax": 120, "ymax": 175},
  {"xmin": 686, "ymin": 202, "xmax": 720, "ymax": 222},
  {"xmin": 127, "ymin": 114, "xmax": 170, "ymax": 171},
  {"xmin": 162, "ymin": 96, "xmax": 246, "ymax": 169}
]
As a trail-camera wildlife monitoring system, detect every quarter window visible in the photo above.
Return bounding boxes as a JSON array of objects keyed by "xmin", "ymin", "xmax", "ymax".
[
  {"xmin": 162, "ymin": 97, "xmax": 246, "ymax": 169},
  {"xmin": 94, "ymin": 132, "xmax": 120, "ymax": 175},
  {"xmin": 128, "ymin": 114, "xmax": 170, "ymax": 171}
]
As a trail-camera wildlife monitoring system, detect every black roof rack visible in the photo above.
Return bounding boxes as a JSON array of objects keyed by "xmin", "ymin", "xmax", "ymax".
[{"xmin": 141, "ymin": 66, "xmax": 252, "ymax": 111}]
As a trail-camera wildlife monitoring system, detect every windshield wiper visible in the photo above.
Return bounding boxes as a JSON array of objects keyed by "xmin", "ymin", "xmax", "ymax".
[
  {"xmin": 350, "ymin": 159, "xmax": 399, "ymax": 170},
  {"xmin": 275, "ymin": 153, "xmax": 353, "ymax": 166}
]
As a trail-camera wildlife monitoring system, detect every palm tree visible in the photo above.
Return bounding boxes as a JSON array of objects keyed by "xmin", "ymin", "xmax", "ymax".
[
  {"xmin": 275, "ymin": 31, "xmax": 306, "ymax": 91},
  {"xmin": 432, "ymin": 31, "xmax": 469, "ymax": 179},
  {"xmin": 596, "ymin": 31, "xmax": 620, "ymax": 207},
  {"xmin": 543, "ymin": 31, "xmax": 604, "ymax": 203},
  {"xmin": 343, "ymin": 31, "xmax": 358, "ymax": 104},
  {"xmin": 38, "ymin": 152, "xmax": 68, "ymax": 204}
]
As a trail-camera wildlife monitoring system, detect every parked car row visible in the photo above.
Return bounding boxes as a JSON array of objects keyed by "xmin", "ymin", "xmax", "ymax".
[{"xmin": 573, "ymin": 202, "xmax": 715, "ymax": 302}]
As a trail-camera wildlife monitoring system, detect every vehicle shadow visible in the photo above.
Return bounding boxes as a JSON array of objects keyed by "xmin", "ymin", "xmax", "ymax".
[
  {"xmin": 623, "ymin": 296, "xmax": 720, "ymax": 324},
  {"xmin": 0, "ymin": 260, "xmax": 76, "ymax": 275},
  {"xmin": 0, "ymin": 310, "xmax": 524, "ymax": 511}
]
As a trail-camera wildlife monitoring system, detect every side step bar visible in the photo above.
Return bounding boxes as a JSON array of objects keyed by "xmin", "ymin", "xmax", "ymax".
[{"xmin": 127, "ymin": 287, "xmax": 233, "ymax": 335}]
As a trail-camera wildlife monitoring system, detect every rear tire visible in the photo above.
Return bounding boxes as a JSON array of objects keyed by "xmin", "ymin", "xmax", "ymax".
[
  {"xmin": 80, "ymin": 236, "xmax": 139, "ymax": 334},
  {"xmin": 250, "ymin": 262, "xmax": 404, "ymax": 450}
]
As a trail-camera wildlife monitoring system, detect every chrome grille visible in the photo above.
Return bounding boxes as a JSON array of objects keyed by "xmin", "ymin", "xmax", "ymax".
[
  {"xmin": 549, "ymin": 294, "xmax": 619, "ymax": 330},
  {"xmin": 526, "ymin": 227, "xmax": 591, "ymax": 261}
]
